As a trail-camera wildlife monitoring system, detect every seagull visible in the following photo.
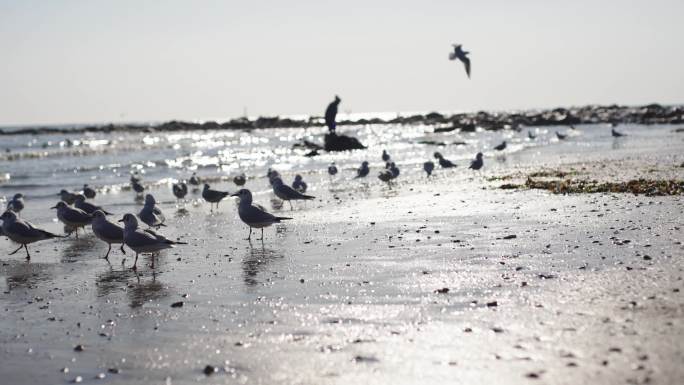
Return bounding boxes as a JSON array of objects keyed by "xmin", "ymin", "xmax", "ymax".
[
  {"xmin": 189, "ymin": 172, "xmax": 201, "ymax": 187},
  {"xmin": 469, "ymin": 152, "xmax": 484, "ymax": 171},
  {"xmin": 7, "ymin": 193, "xmax": 25, "ymax": 214},
  {"xmin": 119, "ymin": 213, "xmax": 186, "ymax": 270},
  {"xmin": 233, "ymin": 173, "xmax": 247, "ymax": 186},
  {"xmin": 355, "ymin": 161, "xmax": 370, "ymax": 179},
  {"xmin": 434, "ymin": 152, "xmax": 457, "ymax": 168},
  {"xmin": 131, "ymin": 180, "xmax": 144, "ymax": 194},
  {"xmin": 271, "ymin": 177, "xmax": 315, "ymax": 210},
  {"xmin": 424, "ymin": 161, "xmax": 435, "ymax": 177},
  {"xmin": 292, "ymin": 175, "xmax": 308, "ymax": 193},
  {"xmin": 328, "ymin": 162, "xmax": 338, "ymax": 176},
  {"xmin": 231, "ymin": 189, "xmax": 292, "ymax": 240},
  {"xmin": 528, "ymin": 131, "xmax": 537, "ymax": 140},
  {"xmin": 382, "ymin": 150, "xmax": 390, "ymax": 162},
  {"xmin": 202, "ymin": 184, "xmax": 230, "ymax": 211},
  {"xmin": 378, "ymin": 170, "xmax": 393, "ymax": 187},
  {"xmin": 83, "ymin": 184, "xmax": 96, "ymax": 199},
  {"xmin": 58, "ymin": 189, "xmax": 78, "ymax": 205},
  {"xmin": 267, "ymin": 169, "xmax": 281, "ymax": 186},
  {"xmin": 556, "ymin": 132, "xmax": 567, "ymax": 140},
  {"xmin": 74, "ymin": 194, "xmax": 112, "ymax": 215},
  {"xmin": 493, "ymin": 141, "xmax": 507, "ymax": 151},
  {"xmin": 172, "ymin": 182, "xmax": 188, "ymax": 201},
  {"xmin": 91, "ymin": 210, "xmax": 126, "ymax": 260},
  {"xmin": 449, "ymin": 44, "xmax": 471, "ymax": 78},
  {"xmin": 1, "ymin": 210, "xmax": 61, "ymax": 259},
  {"xmin": 389, "ymin": 162, "xmax": 400, "ymax": 179},
  {"xmin": 51, "ymin": 201, "xmax": 92, "ymax": 238},
  {"xmin": 611, "ymin": 128, "xmax": 626, "ymax": 137},
  {"xmin": 139, "ymin": 194, "xmax": 166, "ymax": 228}
]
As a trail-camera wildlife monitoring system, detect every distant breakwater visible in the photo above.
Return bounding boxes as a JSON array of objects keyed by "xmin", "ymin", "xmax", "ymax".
[{"xmin": 1, "ymin": 103, "xmax": 682, "ymax": 136}]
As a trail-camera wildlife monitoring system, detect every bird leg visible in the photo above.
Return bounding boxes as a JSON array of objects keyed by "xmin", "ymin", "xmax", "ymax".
[
  {"xmin": 246, "ymin": 227, "xmax": 252, "ymax": 240},
  {"xmin": 104, "ymin": 244, "xmax": 111, "ymax": 260},
  {"xmin": 258, "ymin": 228, "xmax": 264, "ymax": 241},
  {"xmin": 120, "ymin": 244, "xmax": 126, "ymax": 255},
  {"xmin": 9, "ymin": 244, "xmax": 24, "ymax": 255},
  {"xmin": 288, "ymin": 200, "xmax": 293, "ymax": 211},
  {"xmin": 75, "ymin": 228, "xmax": 79, "ymax": 239},
  {"xmin": 131, "ymin": 253, "xmax": 139, "ymax": 271},
  {"xmin": 23, "ymin": 244, "xmax": 30, "ymax": 260}
]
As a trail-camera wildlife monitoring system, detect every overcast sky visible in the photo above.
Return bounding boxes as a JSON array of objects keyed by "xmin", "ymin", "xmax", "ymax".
[{"xmin": 1, "ymin": 0, "xmax": 683, "ymax": 125}]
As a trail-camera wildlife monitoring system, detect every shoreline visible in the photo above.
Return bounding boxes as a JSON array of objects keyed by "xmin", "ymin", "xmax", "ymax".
[{"xmin": 1, "ymin": 103, "xmax": 682, "ymax": 136}]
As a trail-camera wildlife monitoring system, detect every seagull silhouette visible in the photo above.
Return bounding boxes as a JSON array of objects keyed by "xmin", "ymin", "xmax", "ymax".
[{"xmin": 449, "ymin": 44, "xmax": 471, "ymax": 78}]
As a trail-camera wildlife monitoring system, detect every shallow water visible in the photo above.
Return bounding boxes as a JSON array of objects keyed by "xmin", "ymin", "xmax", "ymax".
[{"xmin": 1, "ymin": 122, "xmax": 683, "ymax": 384}]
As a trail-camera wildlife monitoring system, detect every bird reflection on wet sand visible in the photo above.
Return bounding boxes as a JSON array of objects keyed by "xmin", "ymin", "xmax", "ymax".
[
  {"xmin": 1, "ymin": 260, "xmax": 54, "ymax": 292},
  {"xmin": 60, "ymin": 236, "xmax": 98, "ymax": 263},
  {"xmin": 242, "ymin": 245, "xmax": 283, "ymax": 288}
]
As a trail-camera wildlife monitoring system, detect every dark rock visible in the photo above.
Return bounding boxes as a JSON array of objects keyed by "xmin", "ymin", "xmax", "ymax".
[
  {"xmin": 74, "ymin": 344, "xmax": 85, "ymax": 352},
  {"xmin": 434, "ymin": 287, "xmax": 450, "ymax": 294},
  {"xmin": 203, "ymin": 365, "xmax": 217, "ymax": 375},
  {"xmin": 503, "ymin": 234, "xmax": 517, "ymax": 239},
  {"xmin": 170, "ymin": 301, "xmax": 184, "ymax": 308},
  {"xmin": 324, "ymin": 133, "xmax": 366, "ymax": 152},
  {"xmin": 486, "ymin": 301, "xmax": 498, "ymax": 307}
]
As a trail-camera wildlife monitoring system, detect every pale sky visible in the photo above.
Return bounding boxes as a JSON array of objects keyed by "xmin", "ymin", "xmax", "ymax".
[{"xmin": 1, "ymin": 0, "xmax": 683, "ymax": 126}]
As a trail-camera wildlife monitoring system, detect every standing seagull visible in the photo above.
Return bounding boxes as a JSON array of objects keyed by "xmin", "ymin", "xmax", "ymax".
[
  {"xmin": 119, "ymin": 213, "xmax": 186, "ymax": 270},
  {"xmin": 556, "ymin": 131, "xmax": 567, "ymax": 140},
  {"xmin": 172, "ymin": 182, "xmax": 188, "ymax": 202},
  {"xmin": 139, "ymin": 194, "xmax": 166, "ymax": 228},
  {"xmin": 328, "ymin": 162, "xmax": 338, "ymax": 177},
  {"xmin": 424, "ymin": 161, "xmax": 435, "ymax": 177},
  {"xmin": 434, "ymin": 152, "xmax": 457, "ymax": 168},
  {"xmin": 51, "ymin": 201, "xmax": 92, "ymax": 237},
  {"xmin": 231, "ymin": 189, "xmax": 292, "ymax": 241},
  {"xmin": 469, "ymin": 152, "xmax": 484, "ymax": 171},
  {"xmin": 324, "ymin": 95, "xmax": 341, "ymax": 134},
  {"xmin": 355, "ymin": 161, "xmax": 370, "ymax": 179},
  {"xmin": 528, "ymin": 131, "xmax": 537, "ymax": 140},
  {"xmin": 611, "ymin": 128, "xmax": 626, "ymax": 137},
  {"xmin": 202, "ymin": 184, "xmax": 230, "ymax": 212},
  {"xmin": 449, "ymin": 44, "xmax": 471, "ymax": 78},
  {"xmin": 7, "ymin": 193, "xmax": 25, "ymax": 214},
  {"xmin": 74, "ymin": 194, "xmax": 112, "ymax": 215},
  {"xmin": 292, "ymin": 175, "xmax": 308, "ymax": 193},
  {"xmin": 1, "ymin": 211, "xmax": 60, "ymax": 259},
  {"xmin": 189, "ymin": 172, "xmax": 201, "ymax": 189},
  {"xmin": 91, "ymin": 210, "xmax": 126, "ymax": 260},
  {"xmin": 271, "ymin": 177, "xmax": 315, "ymax": 210},
  {"xmin": 382, "ymin": 150, "xmax": 391, "ymax": 162},
  {"xmin": 233, "ymin": 173, "xmax": 247, "ymax": 186},
  {"xmin": 83, "ymin": 184, "xmax": 96, "ymax": 199},
  {"xmin": 58, "ymin": 189, "xmax": 78, "ymax": 205}
]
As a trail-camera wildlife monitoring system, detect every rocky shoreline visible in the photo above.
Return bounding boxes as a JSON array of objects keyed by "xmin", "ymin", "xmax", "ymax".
[{"xmin": 1, "ymin": 103, "xmax": 682, "ymax": 136}]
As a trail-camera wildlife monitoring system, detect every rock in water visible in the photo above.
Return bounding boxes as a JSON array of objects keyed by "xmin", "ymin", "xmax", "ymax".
[{"xmin": 324, "ymin": 133, "xmax": 366, "ymax": 152}]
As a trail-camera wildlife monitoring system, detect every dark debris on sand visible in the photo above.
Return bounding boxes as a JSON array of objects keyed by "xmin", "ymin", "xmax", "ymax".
[{"xmin": 501, "ymin": 177, "xmax": 684, "ymax": 196}]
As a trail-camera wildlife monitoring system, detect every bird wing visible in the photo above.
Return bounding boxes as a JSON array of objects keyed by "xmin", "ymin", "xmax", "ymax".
[
  {"xmin": 462, "ymin": 56, "xmax": 471, "ymax": 78},
  {"xmin": 241, "ymin": 204, "xmax": 280, "ymax": 225}
]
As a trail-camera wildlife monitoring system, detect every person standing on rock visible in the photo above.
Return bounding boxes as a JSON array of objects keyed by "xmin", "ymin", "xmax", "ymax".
[{"xmin": 325, "ymin": 95, "xmax": 341, "ymax": 134}]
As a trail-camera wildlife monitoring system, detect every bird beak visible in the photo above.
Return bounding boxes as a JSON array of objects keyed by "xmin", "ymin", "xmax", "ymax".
[
  {"xmin": 118, "ymin": 219, "xmax": 124, "ymax": 222},
  {"xmin": 230, "ymin": 193, "xmax": 239, "ymax": 197},
  {"xmin": 50, "ymin": 206, "xmax": 57, "ymax": 209}
]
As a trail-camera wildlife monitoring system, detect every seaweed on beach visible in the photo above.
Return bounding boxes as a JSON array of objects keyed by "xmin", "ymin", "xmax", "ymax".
[{"xmin": 502, "ymin": 177, "xmax": 684, "ymax": 196}]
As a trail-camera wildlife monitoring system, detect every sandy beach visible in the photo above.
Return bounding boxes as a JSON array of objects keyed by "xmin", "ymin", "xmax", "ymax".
[{"xmin": 1, "ymin": 121, "xmax": 683, "ymax": 384}]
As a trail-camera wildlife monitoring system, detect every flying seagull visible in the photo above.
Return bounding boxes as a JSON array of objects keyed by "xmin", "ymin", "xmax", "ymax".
[{"xmin": 449, "ymin": 44, "xmax": 471, "ymax": 78}]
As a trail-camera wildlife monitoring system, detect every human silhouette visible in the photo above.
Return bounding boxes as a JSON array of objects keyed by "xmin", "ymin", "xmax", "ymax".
[{"xmin": 325, "ymin": 95, "xmax": 341, "ymax": 134}]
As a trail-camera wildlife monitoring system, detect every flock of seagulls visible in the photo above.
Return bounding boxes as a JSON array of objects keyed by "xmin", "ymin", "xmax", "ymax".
[{"xmin": 1, "ymin": 115, "xmax": 629, "ymax": 268}]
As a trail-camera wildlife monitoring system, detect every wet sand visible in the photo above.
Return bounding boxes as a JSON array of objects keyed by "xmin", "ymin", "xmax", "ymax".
[{"xmin": 1, "ymin": 127, "xmax": 684, "ymax": 384}]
